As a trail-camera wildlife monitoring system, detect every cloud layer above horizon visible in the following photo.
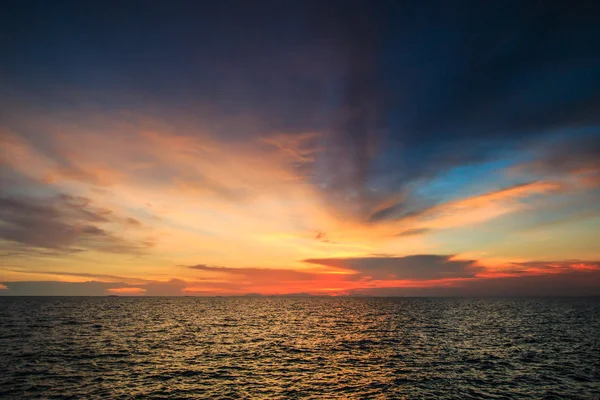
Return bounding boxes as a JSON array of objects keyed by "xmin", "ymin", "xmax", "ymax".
[{"xmin": 1, "ymin": 0, "xmax": 599, "ymax": 295}]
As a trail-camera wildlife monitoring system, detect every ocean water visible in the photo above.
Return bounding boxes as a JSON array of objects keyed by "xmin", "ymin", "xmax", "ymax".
[{"xmin": 0, "ymin": 297, "xmax": 599, "ymax": 399}]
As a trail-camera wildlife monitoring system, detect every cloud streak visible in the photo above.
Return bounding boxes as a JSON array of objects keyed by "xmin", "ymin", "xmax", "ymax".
[
  {"xmin": 304, "ymin": 255, "xmax": 481, "ymax": 280},
  {"xmin": 0, "ymin": 194, "xmax": 152, "ymax": 255}
]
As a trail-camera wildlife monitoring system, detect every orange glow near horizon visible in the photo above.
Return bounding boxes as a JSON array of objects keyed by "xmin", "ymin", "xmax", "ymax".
[
  {"xmin": 107, "ymin": 287, "xmax": 147, "ymax": 295},
  {"xmin": 1, "ymin": 109, "xmax": 599, "ymax": 296}
]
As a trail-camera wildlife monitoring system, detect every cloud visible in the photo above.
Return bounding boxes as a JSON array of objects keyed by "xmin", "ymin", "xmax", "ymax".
[
  {"xmin": 311, "ymin": 2, "xmax": 384, "ymax": 214},
  {"xmin": 261, "ymin": 131, "xmax": 320, "ymax": 168},
  {"xmin": 188, "ymin": 264, "xmax": 320, "ymax": 281},
  {"xmin": 0, "ymin": 268, "xmax": 192, "ymax": 295},
  {"xmin": 125, "ymin": 217, "xmax": 142, "ymax": 226},
  {"xmin": 511, "ymin": 133, "xmax": 600, "ymax": 188},
  {"xmin": 370, "ymin": 181, "xmax": 562, "ymax": 233},
  {"xmin": 534, "ymin": 134, "xmax": 600, "ymax": 175},
  {"xmin": 395, "ymin": 228, "xmax": 431, "ymax": 237},
  {"xmin": 0, "ymin": 281, "xmax": 120, "ymax": 296},
  {"xmin": 0, "ymin": 279, "xmax": 189, "ymax": 296},
  {"xmin": 0, "ymin": 268, "xmax": 151, "ymax": 285},
  {"xmin": 107, "ymin": 287, "xmax": 146, "ymax": 295},
  {"xmin": 0, "ymin": 194, "xmax": 152, "ymax": 255},
  {"xmin": 0, "ymin": 244, "xmax": 85, "ymax": 258},
  {"xmin": 312, "ymin": 230, "xmax": 339, "ymax": 244},
  {"xmin": 144, "ymin": 279, "xmax": 188, "ymax": 296},
  {"xmin": 303, "ymin": 255, "xmax": 482, "ymax": 280},
  {"xmin": 507, "ymin": 260, "xmax": 600, "ymax": 276},
  {"xmin": 184, "ymin": 263, "xmax": 362, "ymax": 295},
  {"xmin": 0, "ymin": 129, "xmax": 125, "ymax": 187},
  {"xmin": 350, "ymin": 269, "xmax": 600, "ymax": 297}
]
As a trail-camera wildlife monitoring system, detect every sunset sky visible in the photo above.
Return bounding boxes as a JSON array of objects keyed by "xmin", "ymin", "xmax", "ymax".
[{"xmin": 1, "ymin": 1, "xmax": 599, "ymax": 296}]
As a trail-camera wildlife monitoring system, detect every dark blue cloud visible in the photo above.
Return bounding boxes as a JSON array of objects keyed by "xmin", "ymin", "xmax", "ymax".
[
  {"xmin": 349, "ymin": 270, "xmax": 600, "ymax": 297},
  {"xmin": 304, "ymin": 255, "xmax": 481, "ymax": 280}
]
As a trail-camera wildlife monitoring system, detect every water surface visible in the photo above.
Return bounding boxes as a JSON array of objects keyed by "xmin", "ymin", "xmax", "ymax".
[{"xmin": 1, "ymin": 297, "xmax": 599, "ymax": 399}]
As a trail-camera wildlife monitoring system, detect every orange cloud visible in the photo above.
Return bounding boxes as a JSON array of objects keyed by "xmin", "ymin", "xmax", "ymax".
[
  {"xmin": 475, "ymin": 260, "xmax": 600, "ymax": 279},
  {"xmin": 107, "ymin": 287, "xmax": 147, "ymax": 295},
  {"xmin": 261, "ymin": 131, "xmax": 321, "ymax": 165},
  {"xmin": 573, "ymin": 169, "xmax": 600, "ymax": 189},
  {"xmin": 183, "ymin": 264, "xmax": 360, "ymax": 295},
  {"xmin": 389, "ymin": 181, "xmax": 562, "ymax": 233}
]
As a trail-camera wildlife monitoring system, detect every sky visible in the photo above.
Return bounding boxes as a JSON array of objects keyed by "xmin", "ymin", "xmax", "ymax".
[{"xmin": 1, "ymin": 0, "xmax": 599, "ymax": 296}]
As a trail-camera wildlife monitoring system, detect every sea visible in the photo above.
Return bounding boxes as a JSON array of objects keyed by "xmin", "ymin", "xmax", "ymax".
[{"xmin": 0, "ymin": 297, "xmax": 599, "ymax": 399}]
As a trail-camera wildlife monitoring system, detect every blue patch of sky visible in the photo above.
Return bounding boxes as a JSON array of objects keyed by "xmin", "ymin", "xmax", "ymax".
[
  {"xmin": 412, "ymin": 126, "xmax": 600, "ymax": 205},
  {"xmin": 411, "ymin": 156, "xmax": 526, "ymax": 204}
]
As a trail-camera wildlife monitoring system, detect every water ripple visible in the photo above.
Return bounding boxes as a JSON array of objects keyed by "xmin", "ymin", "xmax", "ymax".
[{"xmin": 0, "ymin": 297, "xmax": 599, "ymax": 399}]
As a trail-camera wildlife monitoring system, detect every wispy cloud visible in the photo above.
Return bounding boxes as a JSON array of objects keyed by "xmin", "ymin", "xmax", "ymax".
[
  {"xmin": 0, "ymin": 194, "xmax": 153, "ymax": 256},
  {"xmin": 0, "ymin": 268, "xmax": 152, "ymax": 285},
  {"xmin": 368, "ymin": 181, "xmax": 562, "ymax": 239},
  {"xmin": 479, "ymin": 260, "xmax": 600, "ymax": 278},
  {"xmin": 0, "ymin": 278, "xmax": 191, "ymax": 296},
  {"xmin": 395, "ymin": 228, "xmax": 431, "ymax": 237}
]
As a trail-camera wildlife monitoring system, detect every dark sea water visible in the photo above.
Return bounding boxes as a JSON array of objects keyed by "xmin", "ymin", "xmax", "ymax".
[{"xmin": 0, "ymin": 297, "xmax": 599, "ymax": 399}]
